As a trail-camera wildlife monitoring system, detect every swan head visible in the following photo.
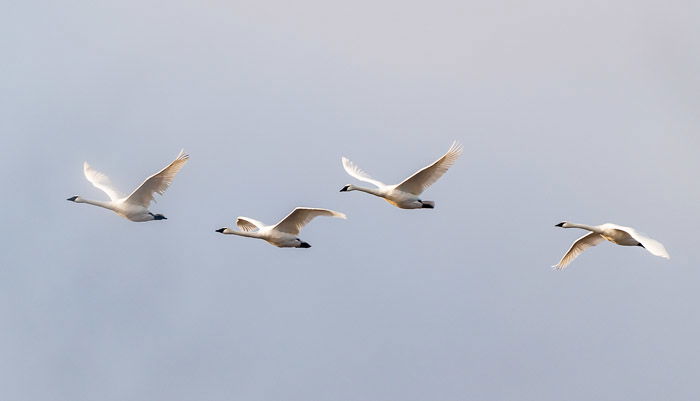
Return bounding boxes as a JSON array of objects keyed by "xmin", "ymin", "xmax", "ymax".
[
  {"xmin": 149, "ymin": 213, "xmax": 167, "ymax": 220},
  {"xmin": 339, "ymin": 184, "xmax": 353, "ymax": 192},
  {"xmin": 299, "ymin": 241, "xmax": 311, "ymax": 248},
  {"xmin": 215, "ymin": 228, "xmax": 226, "ymax": 233},
  {"xmin": 66, "ymin": 196, "xmax": 80, "ymax": 202},
  {"xmin": 555, "ymin": 221, "xmax": 568, "ymax": 228}
]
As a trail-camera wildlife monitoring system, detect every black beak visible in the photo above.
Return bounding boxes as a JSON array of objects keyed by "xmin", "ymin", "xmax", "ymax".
[
  {"xmin": 215, "ymin": 228, "xmax": 225, "ymax": 233},
  {"xmin": 555, "ymin": 222, "xmax": 564, "ymax": 227},
  {"xmin": 67, "ymin": 196, "xmax": 77, "ymax": 201},
  {"xmin": 299, "ymin": 242, "xmax": 311, "ymax": 248},
  {"xmin": 339, "ymin": 185, "xmax": 349, "ymax": 192}
]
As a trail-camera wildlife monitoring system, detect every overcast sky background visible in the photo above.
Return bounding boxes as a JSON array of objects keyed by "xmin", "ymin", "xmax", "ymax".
[{"xmin": 1, "ymin": 1, "xmax": 699, "ymax": 400}]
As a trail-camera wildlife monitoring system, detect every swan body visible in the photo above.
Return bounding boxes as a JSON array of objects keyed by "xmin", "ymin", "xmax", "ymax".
[
  {"xmin": 216, "ymin": 207, "xmax": 346, "ymax": 248},
  {"xmin": 553, "ymin": 221, "xmax": 670, "ymax": 269},
  {"xmin": 340, "ymin": 141, "xmax": 463, "ymax": 209},
  {"xmin": 67, "ymin": 150, "xmax": 189, "ymax": 222}
]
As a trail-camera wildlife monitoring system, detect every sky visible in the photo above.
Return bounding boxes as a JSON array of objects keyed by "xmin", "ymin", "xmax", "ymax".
[{"xmin": 1, "ymin": 1, "xmax": 699, "ymax": 400}]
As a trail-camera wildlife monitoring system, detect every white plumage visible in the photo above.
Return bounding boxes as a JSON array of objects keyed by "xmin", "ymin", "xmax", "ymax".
[
  {"xmin": 68, "ymin": 150, "xmax": 189, "ymax": 222},
  {"xmin": 553, "ymin": 221, "xmax": 670, "ymax": 269},
  {"xmin": 216, "ymin": 207, "xmax": 347, "ymax": 248},
  {"xmin": 340, "ymin": 141, "xmax": 463, "ymax": 209}
]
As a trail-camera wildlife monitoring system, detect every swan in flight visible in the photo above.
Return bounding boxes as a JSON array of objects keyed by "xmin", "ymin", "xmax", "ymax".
[
  {"xmin": 67, "ymin": 150, "xmax": 189, "ymax": 222},
  {"xmin": 553, "ymin": 221, "xmax": 670, "ymax": 269},
  {"xmin": 215, "ymin": 207, "xmax": 346, "ymax": 248},
  {"xmin": 340, "ymin": 141, "xmax": 463, "ymax": 209}
]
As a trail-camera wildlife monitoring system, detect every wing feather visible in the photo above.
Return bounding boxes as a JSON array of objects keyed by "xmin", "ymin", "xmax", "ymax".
[
  {"xmin": 124, "ymin": 150, "xmax": 189, "ymax": 208},
  {"xmin": 236, "ymin": 217, "xmax": 265, "ymax": 232},
  {"xmin": 83, "ymin": 162, "xmax": 123, "ymax": 201},
  {"xmin": 395, "ymin": 141, "xmax": 463, "ymax": 196},
  {"xmin": 608, "ymin": 224, "xmax": 670, "ymax": 259},
  {"xmin": 554, "ymin": 232, "xmax": 605, "ymax": 270},
  {"xmin": 341, "ymin": 157, "xmax": 385, "ymax": 188},
  {"xmin": 272, "ymin": 207, "xmax": 346, "ymax": 235}
]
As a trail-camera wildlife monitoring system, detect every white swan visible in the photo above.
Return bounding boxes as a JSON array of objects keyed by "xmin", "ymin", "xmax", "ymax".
[
  {"xmin": 215, "ymin": 207, "xmax": 346, "ymax": 248},
  {"xmin": 67, "ymin": 150, "xmax": 189, "ymax": 222},
  {"xmin": 340, "ymin": 141, "xmax": 463, "ymax": 209},
  {"xmin": 553, "ymin": 221, "xmax": 670, "ymax": 269}
]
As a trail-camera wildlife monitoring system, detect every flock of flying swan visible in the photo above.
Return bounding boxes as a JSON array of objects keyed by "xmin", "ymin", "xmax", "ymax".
[{"xmin": 67, "ymin": 142, "xmax": 670, "ymax": 269}]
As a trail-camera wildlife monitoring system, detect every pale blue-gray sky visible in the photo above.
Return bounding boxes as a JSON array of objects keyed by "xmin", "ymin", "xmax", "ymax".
[{"xmin": 1, "ymin": 1, "xmax": 699, "ymax": 400}]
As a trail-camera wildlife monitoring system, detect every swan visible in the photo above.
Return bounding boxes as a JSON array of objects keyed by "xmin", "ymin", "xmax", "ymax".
[
  {"xmin": 67, "ymin": 150, "xmax": 189, "ymax": 222},
  {"xmin": 339, "ymin": 141, "xmax": 463, "ymax": 209},
  {"xmin": 215, "ymin": 207, "xmax": 346, "ymax": 248},
  {"xmin": 553, "ymin": 221, "xmax": 670, "ymax": 269}
]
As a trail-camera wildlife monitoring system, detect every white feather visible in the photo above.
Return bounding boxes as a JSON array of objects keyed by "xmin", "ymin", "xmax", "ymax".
[
  {"xmin": 554, "ymin": 221, "xmax": 670, "ymax": 269},
  {"xmin": 217, "ymin": 207, "xmax": 346, "ymax": 248},
  {"xmin": 340, "ymin": 141, "xmax": 463, "ymax": 209},
  {"xmin": 69, "ymin": 150, "xmax": 189, "ymax": 222}
]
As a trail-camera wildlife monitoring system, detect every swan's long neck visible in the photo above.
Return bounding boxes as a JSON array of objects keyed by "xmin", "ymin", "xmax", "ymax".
[
  {"xmin": 352, "ymin": 185, "xmax": 383, "ymax": 197},
  {"xmin": 77, "ymin": 198, "xmax": 117, "ymax": 211},
  {"xmin": 565, "ymin": 223, "xmax": 601, "ymax": 233},
  {"xmin": 224, "ymin": 229, "xmax": 262, "ymax": 239}
]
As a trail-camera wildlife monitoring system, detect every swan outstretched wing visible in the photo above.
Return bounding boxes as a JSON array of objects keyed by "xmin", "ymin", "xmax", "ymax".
[
  {"xmin": 341, "ymin": 157, "xmax": 385, "ymax": 188},
  {"xmin": 124, "ymin": 150, "xmax": 189, "ymax": 207},
  {"xmin": 395, "ymin": 141, "xmax": 463, "ymax": 196},
  {"xmin": 609, "ymin": 224, "xmax": 670, "ymax": 259},
  {"xmin": 236, "ymin": 217, "xmax": 265, "ymax": 232},
  {"xmin": 273, "ymin": 207, "xmax": 346, "ymax": 235},
  {"xmin": 554, "ymin": 232, "xmax": 605, "ymax": 270},
  {"xmin": 83, "ymin": 162, "xmax": 123, "ymax": 201}
]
